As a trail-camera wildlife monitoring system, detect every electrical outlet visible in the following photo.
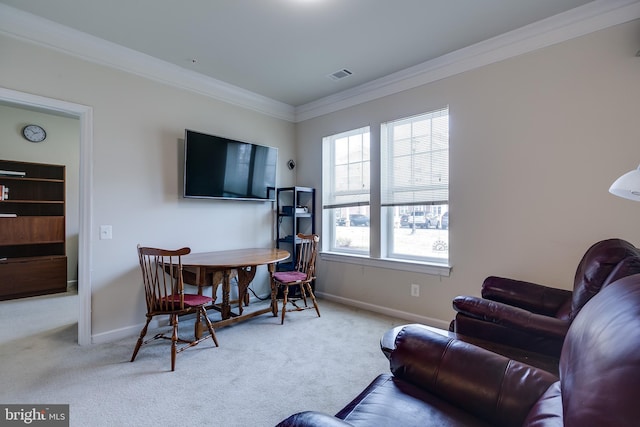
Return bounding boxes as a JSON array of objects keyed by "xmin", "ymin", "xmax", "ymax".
[{"xmin": 411, "ymin": 283, "xmax": 420, "ymax": 297}]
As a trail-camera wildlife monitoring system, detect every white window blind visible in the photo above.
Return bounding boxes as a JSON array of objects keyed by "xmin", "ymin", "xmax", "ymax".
[
  {"xmin": 322, "ymin": 127, "xmax": 371, "ymax": 209},
  {"xmin": 381, "ymin": 108, "xmax": 449, "ymax": 207}
]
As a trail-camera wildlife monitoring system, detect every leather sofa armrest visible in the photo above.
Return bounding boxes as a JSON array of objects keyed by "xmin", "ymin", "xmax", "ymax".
[
  {"xmin": 276, "ymin": 411, "xmax": 353, "ymax": 427},
  {"xmin": 380, "ymin": 325, "xmax": 403, "ymax": 360},
  {"xmin": 391, "ymin": 324, "xmax": 557, "ymax": 427},
  {"xmin": 452, "ymin": 295, "xmax": 570, "ymax": 339},
  {"xmin": 482, "ymin": 276, "xmax": 572, "ymax": 316}
]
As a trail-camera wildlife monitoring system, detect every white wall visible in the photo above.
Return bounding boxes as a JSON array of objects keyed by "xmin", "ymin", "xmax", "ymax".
[
  {"xmin": 2, "ymin": 18, "xmax": 640, "ymax": 340},
  {"xmin": 297, "ymin": 19, "xmax": 640, "ymax": 326},
  {"xmin": 0, "ymin": 105, "xmax": 80, "ymax": 285},
  {"xmin": 1, "ymin": 35, "xmax": 296, "ymax": 339}
]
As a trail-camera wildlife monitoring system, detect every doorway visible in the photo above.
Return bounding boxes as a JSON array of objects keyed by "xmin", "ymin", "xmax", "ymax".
[{"xmin": 0, "ymin": 87, "xmax": 92, "ymax": 345}]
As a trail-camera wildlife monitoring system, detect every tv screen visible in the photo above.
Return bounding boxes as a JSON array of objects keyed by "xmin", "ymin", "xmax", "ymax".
[{"xmin": 183, "ymin": 129, "xmax": 277, "ymax": 201}]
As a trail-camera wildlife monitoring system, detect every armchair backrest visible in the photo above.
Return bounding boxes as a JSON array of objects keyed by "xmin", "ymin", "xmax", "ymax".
[
  {"xmin": 559, "ymin": 273, "xmax": 640, "ymax": 426},
  {"xmin": 564, "ymin": 238, "xmax": 639, "ymax": 320}
]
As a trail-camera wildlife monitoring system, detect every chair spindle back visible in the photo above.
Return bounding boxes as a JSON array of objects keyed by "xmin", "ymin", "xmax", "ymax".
[
  {"xmin": 137, "ymin": 245, "xmax": 191, "ymax": 312},
  {"xmin": 295, "ymin": 234, "xmax": 319, "ymax": 280}
]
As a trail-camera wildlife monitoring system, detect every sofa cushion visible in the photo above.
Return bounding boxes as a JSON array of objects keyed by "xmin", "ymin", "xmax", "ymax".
[
  {"xmin": 335, "ymin": 374, "xmax": 492, "ymax": 427},
  {"xmin": 522, "ymin": 382, "xmax": 562, "ymax": 427}
]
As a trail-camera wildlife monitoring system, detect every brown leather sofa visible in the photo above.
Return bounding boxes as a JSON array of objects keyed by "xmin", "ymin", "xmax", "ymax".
[
  {"xmin": 276, "ymin": 273, "xmax": 640, "ymax": 427},
  {"xmin": 451, "ymin": 238, "xmax": 640, "ymax": 357}
]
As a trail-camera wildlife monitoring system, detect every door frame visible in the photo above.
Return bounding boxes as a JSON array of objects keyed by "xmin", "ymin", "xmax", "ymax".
[{"xmin": 0, "ymin": 86, "xmax": 92, "ymax": 345}]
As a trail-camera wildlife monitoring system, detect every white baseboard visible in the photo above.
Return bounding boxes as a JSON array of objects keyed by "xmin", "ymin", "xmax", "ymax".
[
  {"xmin": 91, "ymin": 292, "xmax": 450, "ymax": 343},
  {"xmin": 92, "ymin": 318, "xmax": 167, "ymax": 344},
  {"xmin": 316, "ymin": 292, "xmax": 451, "ymax": 331},
  {"xmin": 91, "ymin": 293, "xmax": 273, "ymax": 344}
]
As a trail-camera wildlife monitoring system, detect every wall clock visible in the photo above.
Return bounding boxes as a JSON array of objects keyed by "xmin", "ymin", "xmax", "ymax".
[{"xmin": 22, "ymin": 124, "xmax": 47, "ymax": 142}]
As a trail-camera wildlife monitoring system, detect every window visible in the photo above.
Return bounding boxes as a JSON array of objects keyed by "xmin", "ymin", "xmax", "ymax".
[
  {"xmin": 322, "ymin": 127, "xmax": 370, "ymax": 254},
  {"xmin": 321, "ymin": 107, "xmax": 449, "ymax": 270},
  {"xmin": 382, "ymin": 108, "xmax": 449, "ymax": 264}
]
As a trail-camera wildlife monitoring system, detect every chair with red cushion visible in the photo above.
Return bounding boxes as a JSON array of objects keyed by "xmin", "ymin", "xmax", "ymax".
[
  {"xmin": 131, "ymin": 245, "xmax": 219, "ymax": 371},
  {"xmin": 271, "ymin": 234, "xmax": 320, "ymax": 324}
]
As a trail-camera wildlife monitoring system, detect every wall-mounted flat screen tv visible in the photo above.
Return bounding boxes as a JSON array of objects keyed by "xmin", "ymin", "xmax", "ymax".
[{"xmin": 183, "ymin": 129, "xmax": 277, "ymax": 201}]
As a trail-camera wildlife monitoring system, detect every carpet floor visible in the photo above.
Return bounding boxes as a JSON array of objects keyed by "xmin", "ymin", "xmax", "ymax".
[{"xmin": 0, "ymin": 292, "xmax": 407, "ymax": 426}]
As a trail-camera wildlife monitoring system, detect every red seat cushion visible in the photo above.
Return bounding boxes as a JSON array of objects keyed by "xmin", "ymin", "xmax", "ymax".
[
  {"xmin": 273, "ymin": 271, "xmax": 307, "ymax": 283},
  {"xmin": 162, "ymin": 294, "xmax": 213, "ymax": 307}
]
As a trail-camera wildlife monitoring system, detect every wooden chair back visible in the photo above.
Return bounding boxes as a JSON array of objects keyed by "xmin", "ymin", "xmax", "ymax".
[
  {"xmin": 137, "ymin": 245, "xmax": 191, "ymax": 314},
  {"xmin": 295, "ymin": 233, "xmax": 319, "ymax": 282}
]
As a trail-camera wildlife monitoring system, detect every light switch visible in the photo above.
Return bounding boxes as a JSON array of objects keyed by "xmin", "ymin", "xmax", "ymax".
[{"xmin": 99, "ymin": 225, "xmax": 112, "ymax": 240}]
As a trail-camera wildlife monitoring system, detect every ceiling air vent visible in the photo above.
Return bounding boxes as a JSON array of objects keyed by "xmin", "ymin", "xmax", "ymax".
[{"xmin": 327, "ymin": 68, "xmax": 353, "ymax": 81}]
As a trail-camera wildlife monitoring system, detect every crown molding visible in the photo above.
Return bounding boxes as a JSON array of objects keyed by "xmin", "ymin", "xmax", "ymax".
[
  {"xmin": 1, "ymin": 2, "xmax": 639, "ymax": 124},
  {"xmin": 295, "ymin": 0, "xmax": 640, "ymax": 122},
  {"xmin": 0, "ymin": 4, "xmax": 296, "ymax": 122}
]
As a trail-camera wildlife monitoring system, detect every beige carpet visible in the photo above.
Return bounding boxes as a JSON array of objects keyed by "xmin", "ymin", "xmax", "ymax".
[
  {"xmin": 0, "ymin": 290, "xmax": 79, "ymax": 344},
  {"xmin": 0, "ymin": 292, "xmax": 407, "ymax": 427}
]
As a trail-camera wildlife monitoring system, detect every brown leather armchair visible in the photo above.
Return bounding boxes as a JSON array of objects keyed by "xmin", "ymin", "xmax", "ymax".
[
  {"xmin": 276, "ymin": 273, "xmax": 640, "ymax": 426},
  {"xmin": 451, "ymin": 238, "xmax": 640, "ymax": 357}
]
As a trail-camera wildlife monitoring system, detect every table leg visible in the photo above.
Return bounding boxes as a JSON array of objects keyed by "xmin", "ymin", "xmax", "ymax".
[
  {"xmin": 236, "ymin": 266, "xmax": 257, "ymax": 315},
  {"xmin": 268, "ymin": 262, "xmax": 278, "ymax": 316},
  {"xmin": 221, "ymin": 269, "xmax": 231, "ymax": 319}
]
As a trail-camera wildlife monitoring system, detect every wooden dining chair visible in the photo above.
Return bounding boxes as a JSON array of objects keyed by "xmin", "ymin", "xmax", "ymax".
[
  {"xmin": 271, "ymin": 234, "xmax": 321, "ymax": 324},
  {"xmin": 131, "ymin": 245, "xmax": 219, "ymax": 371}
]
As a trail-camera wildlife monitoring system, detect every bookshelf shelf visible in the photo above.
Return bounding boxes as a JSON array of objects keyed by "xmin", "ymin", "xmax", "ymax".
[
  {"xmin": 275, "ymin": 186, "xmax": 316, "ymax": 271},
  {"xmin": 0, "ymin": 159, "xmax": 67, "ymax": 300}
]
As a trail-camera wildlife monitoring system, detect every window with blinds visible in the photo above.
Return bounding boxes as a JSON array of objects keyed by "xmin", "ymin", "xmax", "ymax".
[
  {"xmin": 321, "ymin": 107, "xmax": 449, "ymax": 265},
  {"xmin": 322, "ymin": 127, "xmax": 371, "ymax": 253},
  {"xmin": 382, "ymin": 107, "xmax": 449, "ymax": 263},
  {"xmin": 381, "ymin": 108, "xmax": 449, "ymax": 208}
]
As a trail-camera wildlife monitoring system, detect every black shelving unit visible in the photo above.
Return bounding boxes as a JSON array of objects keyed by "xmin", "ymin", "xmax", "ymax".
[{"xmin": 276, "ymin": 186, "xmax": 315, "ymax": 272}]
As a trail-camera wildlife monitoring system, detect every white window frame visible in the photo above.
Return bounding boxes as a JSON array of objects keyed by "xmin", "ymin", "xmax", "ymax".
[
  {"xmin": 320, "ymin": 108, "xmax": 451, "ymax": 277},
  {"xmin": 322, "ymin": 127, "xmax": 371, "ymax": 254},
  {"xmin": 381, "ymin": 108, "xmax": 449, "ymax": 265}
]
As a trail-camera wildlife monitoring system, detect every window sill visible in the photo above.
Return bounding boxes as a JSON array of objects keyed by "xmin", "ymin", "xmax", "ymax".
[{"xmin": 319, "ymin": 252, "xmax": 451, "ymax": 277}]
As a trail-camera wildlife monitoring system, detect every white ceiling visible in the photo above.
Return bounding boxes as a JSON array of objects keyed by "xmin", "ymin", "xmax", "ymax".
[{"xmin": 1, "ymin": 0, "xmax": 638, "ymax": 120}]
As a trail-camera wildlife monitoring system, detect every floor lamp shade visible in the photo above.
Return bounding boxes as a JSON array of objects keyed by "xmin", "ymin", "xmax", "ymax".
[{"xmin": 609, "ymin": 165, "xmax": 640, "ymax": 201}]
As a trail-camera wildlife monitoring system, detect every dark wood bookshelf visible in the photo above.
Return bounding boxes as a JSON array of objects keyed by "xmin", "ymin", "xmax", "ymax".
[{"xmin": 0, "ymin": 159, "xmax": 67, "ymax": 300}]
